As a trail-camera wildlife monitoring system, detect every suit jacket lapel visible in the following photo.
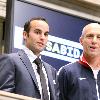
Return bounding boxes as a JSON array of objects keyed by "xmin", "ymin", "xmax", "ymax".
[
  {"xmin": 17, "ymin": 50, "xmax": 39, "ymax": 91},
  {"xmin": 43, "ymin": 62, "xmax": 56, "ymax": 100}
]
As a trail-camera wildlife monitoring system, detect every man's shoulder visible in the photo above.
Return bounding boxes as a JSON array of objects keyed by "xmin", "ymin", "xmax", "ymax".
[
  {"xmin": 0, "ymin": 54, "xmax": 9, "ymax": 62},
  {"xmin": 58, "ymin": 61, "xmax": 80, "ymax": 73},
  {"xmin": 7, "ymin": 49, "xmax": 25, "ymax": 57},
  {"xmin": 1, "ymin": 50, "xmax": 24, "ymax": 60},
  {"xmin": 43, "ymin": 61, "xmax": 56, "ymax": 71},
  {"xmin": 64, "ymin": 61, "xmax": 79, "ymax": 67}
]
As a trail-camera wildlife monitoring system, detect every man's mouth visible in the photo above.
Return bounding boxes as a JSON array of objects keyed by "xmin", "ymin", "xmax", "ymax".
[
  {"xmin": 38, "ymin": 42, "xmax": 44, "ymax": 46},
  {"xmin": 89, "ymin": 46, "xmax": 96, "ymax": 51}
]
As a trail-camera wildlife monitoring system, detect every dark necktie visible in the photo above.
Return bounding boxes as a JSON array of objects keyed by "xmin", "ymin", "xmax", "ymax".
[{"xmin": 34, "ymin": 58, "xmax": 49, "ymax": 100}]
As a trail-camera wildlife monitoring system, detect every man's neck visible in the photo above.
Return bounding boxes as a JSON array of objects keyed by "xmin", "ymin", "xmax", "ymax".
[{"xmin": 84, "ymin": 54, "xmax": 100, "ymax": 70}]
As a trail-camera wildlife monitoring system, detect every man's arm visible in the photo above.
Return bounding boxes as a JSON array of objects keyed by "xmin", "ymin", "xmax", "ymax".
[
  {"xmin": 57, "ymin": 67, "xmax": 69, "ymax": 100},
  {"xmin": 0, "ymin": 54, "xmax": 15, "ymax": 92}
]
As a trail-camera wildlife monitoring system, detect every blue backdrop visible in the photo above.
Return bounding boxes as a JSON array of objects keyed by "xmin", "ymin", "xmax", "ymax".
[{"xmin": 12, "ymin": 0, "xmax": 95, "ymax": 70}]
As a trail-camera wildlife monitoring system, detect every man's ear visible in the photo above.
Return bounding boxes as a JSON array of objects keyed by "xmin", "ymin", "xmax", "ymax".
[
  {"xmin": 79, "ymin": 37, "xmax": 83, "ymax": 45},
  {"xmin": 23, "ymin": 31, "xmax": 27, "ymax": 40}
]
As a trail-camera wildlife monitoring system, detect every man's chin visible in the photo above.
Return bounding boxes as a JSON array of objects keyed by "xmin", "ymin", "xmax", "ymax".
[{"xmin": 89, "ymin": 52, "xmax": 99, "ymax": 57}]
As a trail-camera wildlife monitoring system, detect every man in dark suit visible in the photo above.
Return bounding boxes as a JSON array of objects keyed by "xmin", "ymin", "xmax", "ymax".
[{"xmin": 0, "ymin": 17, "xmax": 57, "ymax": 100}]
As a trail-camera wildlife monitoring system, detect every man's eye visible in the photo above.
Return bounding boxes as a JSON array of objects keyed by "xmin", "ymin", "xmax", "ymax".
[
  {"xmin": 44, "ymin": 33, "xmax": 48, "ymax": 36},
  {"xmin": 97, "ymin": 36, "xmax": 100, "ymax": 39},
  {"xmin": 34, "ymin": 30, "xmax": 41, "ymax": 34},
  {"xmin": 36, "ymin": 31, "xmax": 41, "ymax": 34},
  {"xmin": 86, "ymin": 34, "xmax": 93, "ymax": 38}
]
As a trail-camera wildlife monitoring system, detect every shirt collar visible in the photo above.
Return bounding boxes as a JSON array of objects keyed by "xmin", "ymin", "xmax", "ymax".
[
  {"xmin": 79, "ymin": 53, "xmax": 90, "ymax": 68},
  {"xmin": 22, "ymin": 45, "xmax": 41, "ymax": 63}
]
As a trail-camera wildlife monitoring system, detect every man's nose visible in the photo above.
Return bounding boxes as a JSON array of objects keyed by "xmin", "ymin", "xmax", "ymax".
[
  {"xmin": 40, "ymin": 34, "xmax": 45, "ymax": 39},
  {"xmin": 92, "ymin": 36, "xmax": 97, "ymax": 42}
]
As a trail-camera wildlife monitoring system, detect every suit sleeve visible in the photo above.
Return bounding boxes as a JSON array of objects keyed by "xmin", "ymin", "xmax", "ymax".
[{"xmin": 0, "ymin": 54, "xmax": 15, "ymax": 92}]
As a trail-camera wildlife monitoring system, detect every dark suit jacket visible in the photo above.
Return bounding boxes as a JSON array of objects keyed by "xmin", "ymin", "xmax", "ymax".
[{"xmin": 0, "ymin": 50, "xmax": 57, "ymax": 100}]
